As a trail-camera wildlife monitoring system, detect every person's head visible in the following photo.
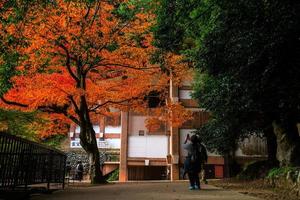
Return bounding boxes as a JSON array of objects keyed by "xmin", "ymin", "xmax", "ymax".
[
  {"xmin": 190, "ymin": 135, "xmax": 198, "ymax": 144},
  {"xmin": 77, "ymin": 161, "xmax": 82, "ymax": 164}
]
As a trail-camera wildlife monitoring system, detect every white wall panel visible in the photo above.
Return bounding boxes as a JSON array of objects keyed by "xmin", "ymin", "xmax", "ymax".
[
  {"xmin": 104, "ymin": 139, "xmax": 121, "ymax": 149},
  {"xmin": 75, "ymin": 126, "xmax": 80, "ymax": 133},
  {"xmin": 74, "ymin": 125, "xmax": 101, "ymax": 133},
  {"xmin": 70, "ymin": 138, "xmax": 120, "ymax": 149},
  {"xmin": 105, "ymin": 126, "xmax": 121, "ymax": 134},
  {"xmin": 93, "ymin": 125, "xmax": 100, "ymax": 133},
  {"xmin": 128, "ymin": 135, "xmax": 168, "ymax": 158}
]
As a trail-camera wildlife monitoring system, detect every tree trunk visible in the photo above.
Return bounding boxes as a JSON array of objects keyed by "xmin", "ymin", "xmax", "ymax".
[
  {"xmin": 78, "ymin": 95, "xmax": 106, "ymax": 184},
  {"xmin": 229, "ymin": 151, "xmax": 241, "ymax": 177},
  {"xmin": 223, "ymin": 152, "xmax": 231, "ymax": 178},
  {"xmin": 80, "ymin": 122, "xmax": 106, "ymax": 184},
  {"xmin": 86, "ymin": 142, "xmax": 105, "ymax": 184},
  {"xmin": 263, "ymin": 127, "xmax": 278, "ymax": 165},
  {"xmin": 272, "ymin": 120, "xmax": 300, "ymax": 166}
]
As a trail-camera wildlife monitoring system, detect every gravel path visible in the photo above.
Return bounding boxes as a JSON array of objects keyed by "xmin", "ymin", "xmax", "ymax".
[{"xmin": 31, "ymin": 181, "xmax": 262, "ymax": 200}]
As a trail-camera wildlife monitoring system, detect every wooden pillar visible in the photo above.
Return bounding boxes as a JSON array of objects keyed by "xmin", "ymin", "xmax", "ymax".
[
  {"xmin": 170, "ymin": 78, "xmax": 180, "ymax": 181},
  {"xmin": 119, "ymin": 112, "xmax": 129, "ymax": 182},
  {"xmin": 170, "ymin": 127, "xmax": 180, "ymax": 181}
]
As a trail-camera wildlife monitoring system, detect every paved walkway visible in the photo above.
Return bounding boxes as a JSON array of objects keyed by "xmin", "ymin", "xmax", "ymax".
[{"xmin": 31, "ymin": 181, "xmax": 262, "ymax": 200}]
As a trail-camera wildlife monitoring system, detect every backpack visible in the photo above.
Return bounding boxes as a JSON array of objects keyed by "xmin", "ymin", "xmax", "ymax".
[{"xmin": 190, "ymin": 143, "xmax": 207, "ymax": 164}]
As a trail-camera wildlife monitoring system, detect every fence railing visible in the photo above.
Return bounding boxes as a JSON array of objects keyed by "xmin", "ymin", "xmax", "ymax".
[{"xmin": 0, "ymin": 132, "xmax": 66, "ymax": 191}]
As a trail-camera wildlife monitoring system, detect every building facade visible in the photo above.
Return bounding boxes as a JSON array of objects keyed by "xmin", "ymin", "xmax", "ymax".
[
  {"xmin": 67, "ymin": 78, "xmax": 267, "ymax": 181},
  {"xmin": 119, "ymin": 79, "xmax": 225, "ymax": 181}
]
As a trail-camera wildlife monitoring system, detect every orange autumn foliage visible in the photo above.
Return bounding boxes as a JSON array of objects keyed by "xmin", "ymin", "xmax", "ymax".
[
  {"xmin": 1, "ymin": 0, "xmax": 191, "ymax": 138},
  {"xmin": 145, "ymin": 101, "xmax": 193, "ymax": 132}
]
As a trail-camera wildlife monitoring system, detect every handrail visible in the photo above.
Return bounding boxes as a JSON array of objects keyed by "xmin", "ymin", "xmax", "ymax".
[{"xmin": 0, "ymin": 132, "xmax": 66, "ymax": 191}]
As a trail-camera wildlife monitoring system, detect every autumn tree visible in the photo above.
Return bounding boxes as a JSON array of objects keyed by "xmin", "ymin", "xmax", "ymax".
[{"xmin": 0, "ymin": 0, "xmax": 172, "ymax": 183}]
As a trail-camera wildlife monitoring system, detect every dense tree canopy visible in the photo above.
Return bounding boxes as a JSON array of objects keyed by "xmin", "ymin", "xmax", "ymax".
[
  {"xmin": 155, "ymin": 0, "xmax": 300, "ymax": 166},
  {"xmin": 1, "ymin": 0, "xmax": 160, "ymax": 183}
]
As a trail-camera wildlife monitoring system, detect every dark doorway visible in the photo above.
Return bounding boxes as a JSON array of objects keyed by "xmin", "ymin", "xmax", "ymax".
[{"xmin": 128, "ymin": 166, "xmax": 167, "ymax": 180}]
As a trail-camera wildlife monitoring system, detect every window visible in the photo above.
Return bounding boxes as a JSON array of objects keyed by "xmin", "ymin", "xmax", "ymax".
[{"xmin": 145, "ymin": 91, "xmax": 165, "ymax": 108}]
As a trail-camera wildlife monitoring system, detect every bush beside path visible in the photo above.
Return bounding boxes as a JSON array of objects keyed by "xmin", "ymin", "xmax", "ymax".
[{"xmin": 211, "ymin": 179, "xmax": 299, "ymax": 200}]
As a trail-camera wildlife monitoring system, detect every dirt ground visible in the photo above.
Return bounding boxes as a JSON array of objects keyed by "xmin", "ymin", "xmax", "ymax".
[{"xmin": 209, "ymin": 179, "xmax": 299, "ymax": 200}]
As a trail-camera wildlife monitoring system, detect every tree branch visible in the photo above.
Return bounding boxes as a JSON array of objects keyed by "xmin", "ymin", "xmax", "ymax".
[
  {"xmin": 84, "ymin": 2, "xmax": 92, "ymax": 20},
  {"xmin": 87, "ymin": 63, "xmax": 159, "ymax": 73},
  {"xmin": 0, "ymin": 96, "xmax": 28, "ymax": 107},
  {"xmin": 89, "ymin": 98, "xmax": 136, "ymax": 112},
  {"xmin": 68, "ymin": 95, "xmax": 80, "ymax": 115},
  {"xmin": 38, "ymin": 104, "xmax": 80, "ymax": 125},
  {"xmin": 90, "ymin": 0, "xmax": 101, "ymax": 27},
  {"xmin": 56, "ymin": 43, "xmax": 80, "ymax": 83}
]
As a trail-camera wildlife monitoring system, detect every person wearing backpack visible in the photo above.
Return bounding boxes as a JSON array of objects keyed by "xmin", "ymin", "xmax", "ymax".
[{"xmin": 183, "ymin": 134, "xmax": 208, "ymax": 190}]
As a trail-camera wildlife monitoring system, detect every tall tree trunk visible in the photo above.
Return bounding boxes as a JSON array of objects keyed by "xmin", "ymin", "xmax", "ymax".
[
  {"xmin": 228, "ymin": 150, "xmax": 241, "ymax": 177},
  {"xmin": 263, "ymin": 127, "xmax": 278, "ymax": 165},
  {"xmin": 79, "ymin": 120, "xmax": 106, "ymax": 184},
  {"xmin": 223, "ymin": 152, "xmax": 231, "ymax": 178},
  {"xmin": 78, "ymin": 96, "xmax": 106, "ymax": 184},
  {"xmin": 272, "ymin": 120, "xmax": 300, "ymax": 166}
]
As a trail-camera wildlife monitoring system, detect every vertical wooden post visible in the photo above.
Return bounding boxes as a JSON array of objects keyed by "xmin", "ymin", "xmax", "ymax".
[
  {"xmin": 119, "ymin": 112, "xmax": 129, "ymax": 182},
  {"xmin": 170, "ymin": 78, "xmax": 180, "ymax": 181},
  {"xmin": 170, "ymin": 127, "xmax": 180, "ymax": 181}
]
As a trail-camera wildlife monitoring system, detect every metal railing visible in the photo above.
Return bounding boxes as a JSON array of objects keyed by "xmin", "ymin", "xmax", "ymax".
[{"xmin": 0, "ymin": 132, "xmax": 66, "ymax": 191}]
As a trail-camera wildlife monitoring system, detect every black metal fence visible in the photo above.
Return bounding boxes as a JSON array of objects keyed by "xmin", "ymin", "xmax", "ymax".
[{"xmin": 0, "ymin": 132, "xmax": 66, "ymax": 191}]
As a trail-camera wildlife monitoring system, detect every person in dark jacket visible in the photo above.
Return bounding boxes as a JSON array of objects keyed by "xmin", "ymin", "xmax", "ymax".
[
  {"xmin": 76, "ymin": 161, "xmax": 84, "ymax": 181},
  {"xmin": 66, "ymin": 161, "xmax": 72, "ymax": 177},
  {"xmin": 183, "ymin": 134, "xmax": 208, "ymax": 190}
]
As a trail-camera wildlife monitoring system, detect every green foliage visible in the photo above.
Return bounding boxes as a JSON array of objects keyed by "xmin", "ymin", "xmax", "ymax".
[
  {"xmin": 0, "ymin": 0, "xmax": 52, "ymax": 25},
  {"xmin": 0, "ymin": 109, "xmax": 41, "ymax": 141},
  {"xmin": 0, "ymin": 52, "xmax": 19, "ymax": 96},
  {"xmin": 154, "ymin": 0, "xmax": 300, "ymax": 156},
  {"xmin": 107, "ymin": 169, "xmax": 119, "ymax": 182},
  {"xmin": 193, "ymin": 0, "xmax": 300, "ymax": 119},
  {"xmin": 0, "ymin": 109, "xmax": 67, "ymax": 146},
  {"xmin": 112, "ymin": 0, "xmax": 153, "ymax": 22},
  {"xmin": 193, "ymin": 119, "xmax": 234, "ymax": 155},
  {"xmin": 106, "ymin": 42, "xmax": 119, "ymax": 52},
  {"xmin": 41, "ymin": 134, "xmax": 66, "ymax": 148},
  {"xmin": 238, "ymin": 160, "xmax": 279, "ymax": 180},
  {"xmin": 153, "ymin": 0, "xmax": 191, "ymax": 52},
  {"xmin": 267, "ymin": 167, "xmax": 299, "ymax": 179}
]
